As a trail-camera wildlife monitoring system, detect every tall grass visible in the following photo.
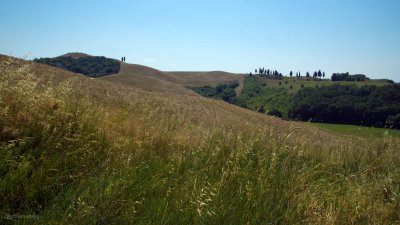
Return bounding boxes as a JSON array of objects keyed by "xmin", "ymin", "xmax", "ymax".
[{"xmin": 1, "ymin": 57, "xmax": 399, "ymax": 224}]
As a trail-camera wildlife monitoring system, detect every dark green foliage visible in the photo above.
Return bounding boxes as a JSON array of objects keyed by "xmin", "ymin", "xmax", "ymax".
[
  {"xmin": 289, "ymin": 84, "xmax": 400, "ymax": 128},
  {"xmin": 331, "ymin": 73, "xmax": 370, "ymax": 81},
  {"xmin": 194, "ymin": 76, "xmax": 289, "ymax": 119},
  {"xmin": 191, "ymin": 81, "xmax": 239, "ymax": 103},
  {"xmin": 234, "ymin": 76, "xmax": 289, "ymax": 118},
  {"xmin": 34, "ymin": 56, "xmax": 120, "ymax": 77}
]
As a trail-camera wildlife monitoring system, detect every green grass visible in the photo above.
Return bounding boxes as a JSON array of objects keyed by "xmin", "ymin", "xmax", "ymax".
[
  {"xmin": 233, "ymin": 76, "xmax": 392, "ymax": 119},
  {"xmin": 260, "ymin": 76, "xmax": 391, "ymax": 93},
  {"xmin": 234, "ymin": 76, "xmax": 291, "ymax": 117},
  {"xmin": 309, "ymin": 122, "xmax": 400, "ymax": 138},
  {"xmin": 1, "ymin": 57, "xmax": 400, "ymax": 224}
]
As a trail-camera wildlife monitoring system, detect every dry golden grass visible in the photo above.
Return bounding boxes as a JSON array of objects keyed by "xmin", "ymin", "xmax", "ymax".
[
  {"xmin": 166, "ymin": 71, "xmax": 243, "ymax": 88},
  {"xmin": 1, "ymin": 55, "xmax": 399, "ymax": 224},
  {"xmin": 99, "ymin": 62, "xmax": 196, "ymax": 95}
]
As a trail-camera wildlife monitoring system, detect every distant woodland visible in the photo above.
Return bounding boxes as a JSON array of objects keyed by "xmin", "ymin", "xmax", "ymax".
[
  {"xmin": 34, "ymin": 56, "xmax": 120, "ymax": 77},
  {"xmin": 289, "ymin": 84, "xmax": 400, "ymax": 128}
]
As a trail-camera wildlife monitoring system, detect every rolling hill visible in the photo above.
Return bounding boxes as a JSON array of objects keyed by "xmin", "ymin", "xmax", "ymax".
[
  {"xmin": 34, "ymin": 54, "xmax": 120, "ymax": 77},
  {"xmin": 1, "ymin": 54, "xmax": 400, "ymax": 224},
  {"xmin": 98, "ymin": 62, "xmax": 197, "ymax": 95},
  {"xmin": 33, "ymin": 53, "xmax": 244, "ymax": 96},
  {"xmin": 193, "ymin": 74, "xmax": 397, "ymax": 122}
]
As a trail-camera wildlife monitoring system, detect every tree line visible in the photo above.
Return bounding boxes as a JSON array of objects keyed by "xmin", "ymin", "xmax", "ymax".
[
  {"xmin": 331, "ymin": 73, "xmax": 369, "ymax": 81},
  {"xmin": 251, "ymin": 67, "xmax": 327, "ymax": 80},
  {"xmin": 289, "ymin": 84, "xmax": 400, "ymax": 129}
]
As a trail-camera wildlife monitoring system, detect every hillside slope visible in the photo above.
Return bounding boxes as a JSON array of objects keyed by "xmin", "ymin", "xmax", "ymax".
[
  {"xmin": 34, "ymin": 54, "xmax": 120, "ymax": 77},
  {"xmin": 99, "ymin": 62, "xmax": 197, "ymax": 95},
  {"xmin": 1, "ymin": 54, "xmax": 399, "ymax": 224},
  {"xmin": 166, "ymin": 71, "xmax": 243, "ymax": 87}
]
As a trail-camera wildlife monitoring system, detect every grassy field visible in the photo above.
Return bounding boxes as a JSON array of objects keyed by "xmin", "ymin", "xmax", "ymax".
[
  {"xmin": 1, "ymin": 55, "xmax": 400, "ymax": 224},
  {"xmin": 259, "ymin": 76, "xmax": 392, "ymax": 94},
  {"xmin": 309, "ymin": 122, "xmax": 400, "ymax": 138}
]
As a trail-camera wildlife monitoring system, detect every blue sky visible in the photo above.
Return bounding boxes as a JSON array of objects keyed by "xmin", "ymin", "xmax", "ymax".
[{"xmin": 1, "ymin": 0, "xmax": 399, "ymax": 81}]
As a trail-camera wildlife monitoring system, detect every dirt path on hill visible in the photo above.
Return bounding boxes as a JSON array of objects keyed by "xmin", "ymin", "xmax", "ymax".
[{"xmin": 235, "ymin": 75, "xmax": 245, "ymax": 96}]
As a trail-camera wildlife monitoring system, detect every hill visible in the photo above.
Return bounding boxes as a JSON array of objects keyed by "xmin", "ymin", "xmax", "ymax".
[
  {"xmin": 33, "ymin": 53, "xmax": 120, "ymax": 77},
  {"xmin": 32, "ymin": 53, "xmax": 245, "ymax": 96},
  {"xmin": 99, "ymin": 65, "xmax": 246, "ymax": 96},
  {"xmin": 166, "ymin": 71, "xmax": 243, "ymax": 87},
  {"xmin": 194, "ymin": 75, "xmax": 396, "ymax": 121},
  {"xmin": 98, "ymin": 62, "xmax": 197, "ymax": 95},
  {"xmin": 1, "ymin": 54, "xmax": 400, "ymax": 224}
]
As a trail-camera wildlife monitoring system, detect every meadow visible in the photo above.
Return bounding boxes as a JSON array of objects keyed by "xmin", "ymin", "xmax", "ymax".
[
  {"xmin": 310, "ymin": 122, "xmax": 400, "ymax": 138},
  {"xmin": 1, "ymin": 56, "xmax": 400, "ymax": 224}
]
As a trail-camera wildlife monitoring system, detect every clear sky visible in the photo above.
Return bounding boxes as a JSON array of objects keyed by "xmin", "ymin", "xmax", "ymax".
[{"xmin": 1, "ymin": 0, "xmax": 399, "ymax": 81}]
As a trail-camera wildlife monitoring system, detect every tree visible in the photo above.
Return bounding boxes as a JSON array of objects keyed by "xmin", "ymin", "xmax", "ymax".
[
  {"xmin": 318, "ymin": 70, "xmax": 322, "ymax": 79},
  {"xmin": 323, "ymin": 72, "xmax": 325, "ymax": 79},
  {"xmin": 255, "ymin": 69, "xmax": 257, "ymax": 74},
  {"xmin": 290, "ymin": 71, "xmax": 293, "ymax": 77},
  {"xmin": 306, "ymin": 72, "xmax": 310, "ymax": 79}
]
